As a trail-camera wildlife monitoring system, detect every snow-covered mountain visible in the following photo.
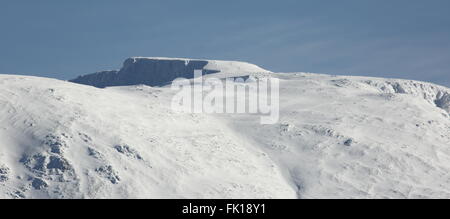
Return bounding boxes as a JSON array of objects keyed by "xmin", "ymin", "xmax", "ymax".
[{"xmin": 1, "ymin": 58, "xmax": 450, "ymax": 199}]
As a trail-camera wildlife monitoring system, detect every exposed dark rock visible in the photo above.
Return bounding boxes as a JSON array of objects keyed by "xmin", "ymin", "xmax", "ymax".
[
  {"xmin": 87, "ymin": 147, "xmax": 103, "ymax": 160},
  {"xmin": 31, "ymin": 178, "xmax": 48, "ymax": 190},
  {"xmin": 21, "ymin": 154, "xmax": 47, "ymax": 173},
  {"xmin": 344, "ymin": 139, "xmax": 354, "ymax": 146},
  {"xmin": 70, "ymin": 58, "xmax": 215, "ymax": 88},
  {"xmin": 44, "ymin": 134, "xmax": 67, "ymax": 154},
  {"xmin": 22, "ymin": 152, "xmax": 74, "ymax": 177},
  {"xmin": 389, "ymin": 82, "xmax": 407, "ymax": 94},
  {"xmin": 114, "ymin": 145, "xmax": 143, "ymax": 160},
  {"xmin": 0, "ymin": 165, "xmax": 10, "ymax": 182},
  {"xmin": 78, "ymin": 133, "xmax": 92, "ymax": 143},
  {"xmin": 10, "ymin": 190, "xmax": 26, "ymax": 199},
  {"xmin": 47, "ymin": 156, "xmax": 71, "ymax": 172},
  {"xmin": 95, "ymin": 165, "xmax": 120, "ymax": 184},
  {"xmin": 435, "ymin": 91, "xmax": 450, "ymax": 113}
]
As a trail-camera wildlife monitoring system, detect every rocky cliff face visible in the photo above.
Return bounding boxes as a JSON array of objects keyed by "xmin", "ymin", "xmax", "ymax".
[{"xmin": 70, "ymin": 57, "xmax": 268, "ymax": 88}]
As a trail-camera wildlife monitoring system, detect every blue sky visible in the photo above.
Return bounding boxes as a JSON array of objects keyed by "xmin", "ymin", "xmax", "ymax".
[{"xmin": 1, "ymin": 0, "xmax": 450, "ymax": 86}]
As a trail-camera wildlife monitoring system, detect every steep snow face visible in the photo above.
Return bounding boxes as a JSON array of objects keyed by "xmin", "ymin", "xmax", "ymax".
[
  {"xmin": 70, "ymin": 57, "xmax": 270, "ymax": 88},
  {"xmin": 1, "ymin": 69, "xmax": 450, "ymax": 198}
]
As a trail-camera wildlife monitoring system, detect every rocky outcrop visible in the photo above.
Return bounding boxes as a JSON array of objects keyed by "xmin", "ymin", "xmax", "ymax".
[
  {"xmin": 71, "ymin": 58, "xmax": 212, "ymax": 88},
  {"xmin": 0, "ymin": 165, "xmax": 10, "ymax": 182},
  {"xmin": 435, "ymin": 91, "xmax": 450, "ymax": 113},
  {"xmin": 363, "ymin": 79, "xmax": 450, "ymax": 114},
  {"xmin": 70, "ymin": 70, "xmax": 119, "ymax": 89},
  {"xmin": 70, "ymin": 57, "xmax": 271, "ymax": 88}
]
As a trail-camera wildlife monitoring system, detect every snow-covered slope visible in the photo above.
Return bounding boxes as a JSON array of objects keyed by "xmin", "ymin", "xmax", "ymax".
[
  {"xmin": 225, "ymin": 73, "xmax": 450, "ymax": 198},
  {"xmin": 70, "ymin": 57, "xmax": 270, "ymax": 88},
  {"xmin": 1, "ymin": 58, "xmax": 450, "ymax": 199},
  {"xmin": 0, "ymin": 75, "xmax": 292, "ymax": 198}
]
